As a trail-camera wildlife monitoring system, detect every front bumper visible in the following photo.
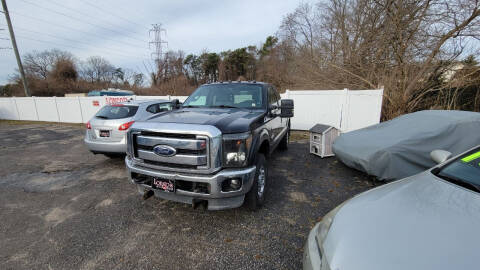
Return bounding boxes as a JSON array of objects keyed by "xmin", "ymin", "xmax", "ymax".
[
  {"xmin": 125, "ymin": 156, "xmax": 256, "ymax": 210},
  {"xmin": 84, "ymin": 133, "xmax": 127, "ymax": 154}
]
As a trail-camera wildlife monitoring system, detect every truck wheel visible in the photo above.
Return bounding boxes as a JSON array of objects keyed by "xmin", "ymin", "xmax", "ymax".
[
  {"xmin": 244, "ymin": 153, "xmax": 267, "ymax": 211},
  {"xmin": 278, "ymin": 129, "xmax": 290, "ymax": 150}
]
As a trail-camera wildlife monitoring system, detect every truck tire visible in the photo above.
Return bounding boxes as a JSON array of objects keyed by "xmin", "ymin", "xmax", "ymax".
[
  {"xmin": 278, "ymin": 128, "xmax": 290, "ymax": 151},
  {"xmin": 244, "ymin": 153, "xmax": 267, "ymax": 211}
]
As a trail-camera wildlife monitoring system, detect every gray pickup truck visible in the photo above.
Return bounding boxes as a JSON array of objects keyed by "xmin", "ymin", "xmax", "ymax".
[{"xmin": 125, "ymin": 81, "xmax": 293, "ymax": 210}]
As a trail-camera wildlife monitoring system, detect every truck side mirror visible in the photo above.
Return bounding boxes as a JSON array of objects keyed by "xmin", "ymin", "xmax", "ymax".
[
  {"xmin": 430, "ymin": 150, "xmax": 452, "ymax": 164},
  {"xmin": 171, "ymin": 99, "xmax": 181, "ymax": 109},
  {"xmin": 280, "ymin": 99, "xmax": 294, "ymax": 118}
]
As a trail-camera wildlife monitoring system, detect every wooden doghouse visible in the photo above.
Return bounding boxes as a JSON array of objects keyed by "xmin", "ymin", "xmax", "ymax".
[{"xmin": 309, "ymin": 124, "xmax": 340, "ymax": 158}]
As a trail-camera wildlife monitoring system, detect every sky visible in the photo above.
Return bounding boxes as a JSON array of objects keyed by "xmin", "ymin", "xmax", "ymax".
[{"xmin": 0, "ymin": 0, "xmax": 310, "ymax": 85}]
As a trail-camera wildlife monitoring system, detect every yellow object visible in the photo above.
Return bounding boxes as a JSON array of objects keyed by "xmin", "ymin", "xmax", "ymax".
[{"xmin": 461, "ymin": 151, "xmax": 480, "ymax": 163}]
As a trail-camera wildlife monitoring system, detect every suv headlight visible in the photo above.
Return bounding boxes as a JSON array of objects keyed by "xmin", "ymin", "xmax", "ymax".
[{"xmin": 222, "ymin": 132, "xmax": 252, "ymax": 167}]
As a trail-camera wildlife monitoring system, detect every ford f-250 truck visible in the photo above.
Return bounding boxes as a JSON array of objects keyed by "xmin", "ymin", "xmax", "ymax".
[{"xmin": 125, "ymin": 81, "xmax": 294, "ymax": 210}]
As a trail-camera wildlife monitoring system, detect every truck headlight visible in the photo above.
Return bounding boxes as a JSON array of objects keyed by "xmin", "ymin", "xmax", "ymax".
[{"xmin": 222, "ymin": 132, "xmax": 252, "ymax": 167}]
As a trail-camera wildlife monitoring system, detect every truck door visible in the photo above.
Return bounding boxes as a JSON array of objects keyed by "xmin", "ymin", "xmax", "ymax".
[{"xmin": 266, "ymin": 86, "xmax": 283, "ymax": 144}]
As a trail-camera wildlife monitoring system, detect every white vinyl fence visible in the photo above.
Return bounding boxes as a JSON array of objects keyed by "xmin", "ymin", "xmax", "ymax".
[
  {"xmin": 0, "ymin": 89, "xmax": 383, "ymax": 132},
  {"xmin": 0, "ymin": 95, "xmax": 187, "ymax": 125},
  {"xmin": 281, "ymin": 89, "xmax": 383, "ymax": 132}
]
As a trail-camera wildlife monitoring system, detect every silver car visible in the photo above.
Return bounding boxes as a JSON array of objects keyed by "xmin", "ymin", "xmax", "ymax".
[
  {"xmin": 84, "ymin": 99, "xmax": 173, "ymax": 157},
  {"xmin": 303, "ymin": 145, "xmax": 480, "ymax": 270}
]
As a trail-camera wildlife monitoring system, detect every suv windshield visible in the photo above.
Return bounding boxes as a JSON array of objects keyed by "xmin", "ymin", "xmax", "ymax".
[
  {"xmin": 436, "ymin": 147, "xmax": 480, "ymax": 191},
  {"xmin": 95, "ymin": 105, "xmax": 138, "ymax": 119},
  {"xmin": 182, "ymin": 84, "xmax": 264, "ymax": 109}
]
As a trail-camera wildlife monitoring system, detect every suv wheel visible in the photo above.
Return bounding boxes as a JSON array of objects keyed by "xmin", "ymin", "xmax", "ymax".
[{"xmin": 244, "ymin": 153, "xmax": 267, "ymax": 210}]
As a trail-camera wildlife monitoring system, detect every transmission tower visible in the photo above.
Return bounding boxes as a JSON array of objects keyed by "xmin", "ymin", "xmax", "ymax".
[{"xmin": 149, "ymin": 24, "xmax": 168, "ymax": 66}]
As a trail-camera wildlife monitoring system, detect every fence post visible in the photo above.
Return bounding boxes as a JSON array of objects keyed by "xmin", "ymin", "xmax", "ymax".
[
  {"xmin": 12, "ymin": 97, "xmax": 20, "ymax": 120},
  {"xmin": 340, "ymin": 88, "xmax": 349, "ymax": 132},
  {"xmin": 77, "ymin": 96, "xmax": 84, "ymax": 123},
  {"xmin": 377, "ymin": 88, "xmax": 384, "ymax": 122},
  {"xmin": 32, "ymin": 96, "xmax": 40, "ymax": 120},
  {"xmin": 54, "ymin": 97, "xmax": 60, "ymax": 122}
]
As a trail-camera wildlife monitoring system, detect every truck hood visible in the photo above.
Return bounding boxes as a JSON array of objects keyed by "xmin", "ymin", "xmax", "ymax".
[
  {"xmin": 324, "ymin": 171, "xmax": 480, "ymax": 270},
  {"xmin": 144, "ymin": 108, "xmax": 265, "ymax": 134}
]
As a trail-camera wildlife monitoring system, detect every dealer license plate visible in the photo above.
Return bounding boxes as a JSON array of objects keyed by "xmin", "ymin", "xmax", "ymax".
[
  {"xmin": 99, "ymin": 130, "xmax": 110, "ymax": 137},
  {"xmin": 152, "ymin": 178, "xmax": 175, "ymax": 192}
]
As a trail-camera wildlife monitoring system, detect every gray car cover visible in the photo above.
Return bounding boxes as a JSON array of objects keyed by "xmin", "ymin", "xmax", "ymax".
[{"xmin": 333, "ymin": 110, "xmax": 480, "ymax": 180}]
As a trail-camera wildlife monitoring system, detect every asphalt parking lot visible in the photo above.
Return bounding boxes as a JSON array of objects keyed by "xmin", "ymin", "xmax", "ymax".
[{"xmin": 0, "ymin": 121, "xmax": 376, "ymax": 270}]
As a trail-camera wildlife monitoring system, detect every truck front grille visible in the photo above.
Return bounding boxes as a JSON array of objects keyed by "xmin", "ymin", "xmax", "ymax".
[
  {"xmin": 143, "ymin": 160, "xmax": 197, "ymax": 169},
  {"xmin": 133, "ymin": 131, "xmax": 209, "ymax": 170}
]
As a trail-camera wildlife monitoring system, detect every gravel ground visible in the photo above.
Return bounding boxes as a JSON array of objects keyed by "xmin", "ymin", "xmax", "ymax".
[{"xmin": 0, "ymin": 122, "xmax": 376, "ymax": 270}]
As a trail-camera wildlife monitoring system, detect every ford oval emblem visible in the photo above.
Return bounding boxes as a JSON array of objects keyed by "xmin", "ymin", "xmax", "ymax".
[{"xmin": 153, "ymin": 145, "xmax": 177, "ymax": 157}]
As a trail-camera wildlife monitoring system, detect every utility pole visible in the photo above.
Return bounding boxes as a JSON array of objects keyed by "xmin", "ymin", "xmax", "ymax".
[
  {"xmin": 1, "ymin": 0, "xmax": 30, "ymax": 96},
  {"xmin": 149, "ymin": 24, "xmax": 168, "ymax": 67}
]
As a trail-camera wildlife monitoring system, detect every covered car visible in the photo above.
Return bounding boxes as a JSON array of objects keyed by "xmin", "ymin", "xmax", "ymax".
[{"xmin": 332, "ymin": 110, "xmax": 480, "ymax": 180}]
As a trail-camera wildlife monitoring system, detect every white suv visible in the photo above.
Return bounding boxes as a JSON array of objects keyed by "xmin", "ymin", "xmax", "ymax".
[{"xmin": 84, "ymin": 100, "xmax": 173, "ymax": 157}]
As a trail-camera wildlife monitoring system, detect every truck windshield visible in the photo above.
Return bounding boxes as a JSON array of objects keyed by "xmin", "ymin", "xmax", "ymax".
[
  {"xmin": 183, "ymin": 84, "xmax": 263, "ymax": 109},
  {"xmin": 436, "ymin": 147, "xmax": 480, "ymax": 192}
]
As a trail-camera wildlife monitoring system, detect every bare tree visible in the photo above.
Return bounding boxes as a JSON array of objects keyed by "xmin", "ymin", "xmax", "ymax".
[
  {"xmin": 276, "ymin": 0, "xmax": 480, "ymax": 118},
  {"xmin": 23, "ymin": 49, "xmax": 75, "ymax": 80},
  {"xmin": 80, "ymin": 56, "xmax": 115, "ymax": 84},
  {"xmin": 121, "ymin": 68, "xmax": 145, "ymax": 88}
]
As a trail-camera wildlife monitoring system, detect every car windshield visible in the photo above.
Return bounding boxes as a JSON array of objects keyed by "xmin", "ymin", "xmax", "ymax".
[
  {"xmin": 436, "ymin": 147, "xmax": 480, "ymax": 191},
  {"xmin": 182, "ymin": 84, "xmax": 263, "ymax": 109},
  {"xmin": 95, "ymin": 105, "xmax": 138, "ymax": 119}
]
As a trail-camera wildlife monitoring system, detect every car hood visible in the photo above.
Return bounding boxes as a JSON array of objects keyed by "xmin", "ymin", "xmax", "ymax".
[
  {"xmin": 324, "ymin": 171, "xmax": 480, "ymax": 270},
  {"xmin": 144, "ymin": 108, "xmax": 265, "ymax": 133}
]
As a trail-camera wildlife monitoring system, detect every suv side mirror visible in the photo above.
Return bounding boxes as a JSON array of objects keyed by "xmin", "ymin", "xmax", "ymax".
[
  {"xmin": 279, "ymin": 99, "xmax": 294, "ymax": 118},
  {"xmin": 430, "ymin": 150, "xmax": 452, "ymax": 164}
]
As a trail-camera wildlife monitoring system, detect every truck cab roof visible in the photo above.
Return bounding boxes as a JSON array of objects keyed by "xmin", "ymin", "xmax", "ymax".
[{"xmin": 201, "ymin": 81, "xmax": 270, "ymax": 86}]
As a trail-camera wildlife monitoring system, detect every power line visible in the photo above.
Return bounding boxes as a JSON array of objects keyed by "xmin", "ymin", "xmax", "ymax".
[
  {"xmin": 77, "ymin": 0, "xmax": 148, "ymax": 31},
  {"xmin": 15, "ymin": 34, "xmax": 145, "ymax": 59},
  {"xmin": 18, "ymin": 0, "xmax": 147, "ymax": 45},
  {"xmin": 0, "ymin": 23, "xmax": 150, "ymax": 58},
  {"xmin": 47, "ymin": 0, "xmax": 144, "ymax": 37},
  {"xmin": 9, "ymin": 10, "xmax": 147, "ymax": 50}
]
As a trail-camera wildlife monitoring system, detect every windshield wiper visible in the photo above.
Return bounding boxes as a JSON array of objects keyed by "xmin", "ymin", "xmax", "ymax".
[
  {"xmin": 208, "ymin": 105, "xmax": 239, "ymax": 109},
  {"xmin": 182, "ymin": 105, "xmax": 200, "ymax": 108},
  {"xmin": 95, "ymin": 115, "xmax": 108, "ymax": 119},
  {"xmin": 436, "ymin": 173, "xmax": 480, "ymax": 192}
]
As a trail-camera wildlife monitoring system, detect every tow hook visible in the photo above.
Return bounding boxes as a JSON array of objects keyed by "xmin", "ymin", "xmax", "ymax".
[
  {"xmin": 143, "ymin": 190, "xmax": 154, "ymax": 200},
  {"xmin": 192, "ymin": 199, "xmax": 207, "ymax": 210}
]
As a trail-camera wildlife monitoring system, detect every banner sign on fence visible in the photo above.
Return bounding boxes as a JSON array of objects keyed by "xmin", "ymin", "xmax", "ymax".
[{"xmin": 105, "ymin": 96, "xmax": 132, "ymax": 105}]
